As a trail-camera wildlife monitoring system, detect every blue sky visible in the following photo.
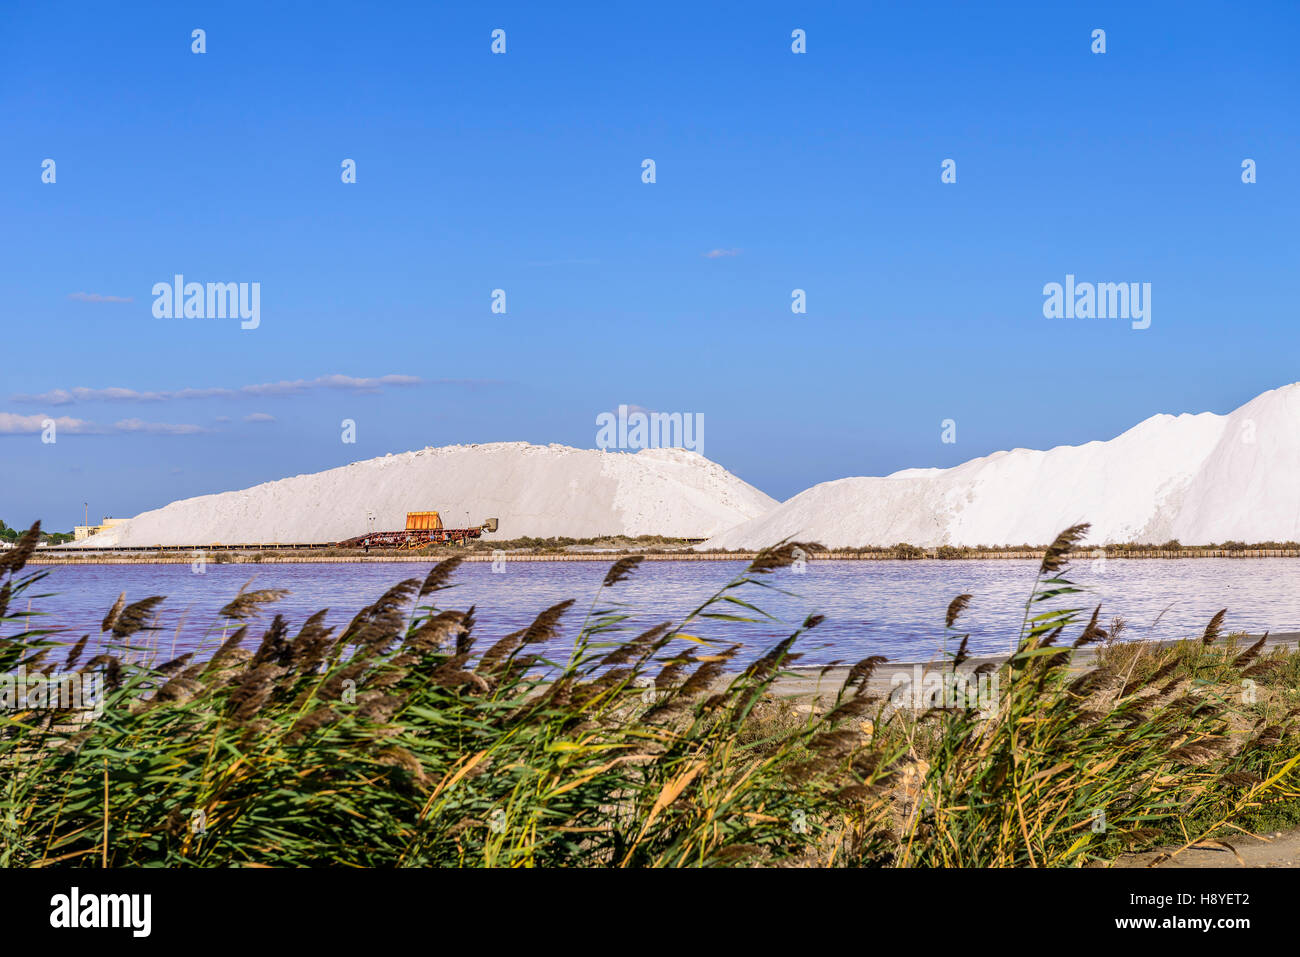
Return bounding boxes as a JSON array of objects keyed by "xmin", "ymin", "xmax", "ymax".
[{"xmin": 2, "ymin": 1, "xmax": 1297, "ymax": 531}]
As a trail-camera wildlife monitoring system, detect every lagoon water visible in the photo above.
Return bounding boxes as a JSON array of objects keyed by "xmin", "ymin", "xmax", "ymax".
[{"xmin": 25, "ymin": 559, "xmax": 1300, "ymax": 667}]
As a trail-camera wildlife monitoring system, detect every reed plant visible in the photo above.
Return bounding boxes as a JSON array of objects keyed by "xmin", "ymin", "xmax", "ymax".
[{"xmin": 1, "ymin": 521, "xmax": 1297, "ymax": 867}]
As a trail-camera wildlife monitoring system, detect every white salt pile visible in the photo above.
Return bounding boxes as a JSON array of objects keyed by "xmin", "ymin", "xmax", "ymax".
[
  {"xmin": 703, "ymin": 383, "xmax": 1300, "ymax": 549},
  {"xmin": 79, "ymin": 443, "xmax": 777, "ymax": 546}
]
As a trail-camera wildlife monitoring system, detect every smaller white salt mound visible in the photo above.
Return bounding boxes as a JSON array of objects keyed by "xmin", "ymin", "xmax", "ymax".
[
  {"xmin": 77, "ymin": 443, "xmax": 776, "ymax": 547},
  {"xmin": 702, "ymin": 383, "xmax": 1300, "ymax": 549}
]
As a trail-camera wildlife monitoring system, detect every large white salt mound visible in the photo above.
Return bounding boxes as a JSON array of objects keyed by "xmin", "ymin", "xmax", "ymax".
[
  {"xmin": 78, "ymin": 443, "xmax": 777, "ymax": 546},
  {"xmin": 703, "ymin": 383, "xmax": 1300, "ymax": 549}
]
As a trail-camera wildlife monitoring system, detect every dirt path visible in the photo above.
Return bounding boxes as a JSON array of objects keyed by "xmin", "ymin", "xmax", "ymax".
[{"xmin": 1116, "ymin": 828, "xmax": 1300, "ymax": 868}]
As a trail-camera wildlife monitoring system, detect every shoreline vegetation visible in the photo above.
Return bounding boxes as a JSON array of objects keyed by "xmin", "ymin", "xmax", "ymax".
[
  {"xmin": 3, "ymin": 519, "xmax": 1299, "ymax": 867},
  {"xmin": 26, "ymin": 534, "xmax": 1300, "ymax": 564},
  {"xmin": 31, "ymin": 549, "xmax": 1300, "ymax": 564}
]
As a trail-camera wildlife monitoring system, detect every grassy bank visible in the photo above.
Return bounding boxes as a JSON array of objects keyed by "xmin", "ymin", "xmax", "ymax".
[
  {"xmin": 2, "ymin": 521, "xmax": 1298, "ymax": 867},
  {"xmin": 32, "ymin": 535, "xmax": 1300, "ymax": 564}
]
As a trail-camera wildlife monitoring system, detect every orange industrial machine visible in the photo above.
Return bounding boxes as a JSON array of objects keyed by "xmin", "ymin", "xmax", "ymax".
[
  {"xmin": 405, "ymin": 511, "xmax": 444, "ymax": 531},
  {"xmin": 338, "ymin": 512, "xmax": 497, "ymax": 549}
]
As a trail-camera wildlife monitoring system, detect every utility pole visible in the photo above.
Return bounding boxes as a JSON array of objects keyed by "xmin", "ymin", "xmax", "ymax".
[{"xmin": 84, "ymin": 502, "xmax": 88, "ymax": 526}]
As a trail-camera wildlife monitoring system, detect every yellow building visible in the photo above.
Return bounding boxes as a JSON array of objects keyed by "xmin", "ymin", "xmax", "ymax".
[{"xmin": 73, "ymin": 517, "xmax": 129, "ymax": 541}]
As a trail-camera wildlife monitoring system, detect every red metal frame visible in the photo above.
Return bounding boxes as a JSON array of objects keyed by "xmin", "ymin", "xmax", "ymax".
[{"xmin": 335, "ymin": 527, "xmax": 484, "ymax": 549}]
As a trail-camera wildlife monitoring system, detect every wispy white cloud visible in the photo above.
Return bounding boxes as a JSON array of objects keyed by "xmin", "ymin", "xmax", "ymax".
[
  {"xmin": 0, "ymin": 413, "xmax": 207, "ymax": 435},
  {"xmin": 10, "ymin": 373, "xmax": 469, "ymax": 405},
  {"xmin": 0, "ymin": 413, "xmax": 98, "ymax": 435},
  {"xmin": 702, "ymin": 248, "xmax": 741, "ymax": 259},
  {"xmin": 111, "ymin": 418, "xmax": 208, "ymax": 435},
  {"xmin": 243, "ymin": 412, "xmax": 275, "ymax": 423},
  {"xmin": 68, "ymin": 292, "xmax": 134, "ymax": 303},
  {"xmin": 239, "ymin": 374, "xmax": 424, "ymax": 397}
]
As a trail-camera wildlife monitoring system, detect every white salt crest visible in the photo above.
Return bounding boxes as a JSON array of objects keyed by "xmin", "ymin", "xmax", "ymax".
[
  {"xmin": 79, "ymin": 442, "xmax": 776, "ymax": 546},
  {"xmin": 703, "ymin": 383, "xmax": 1300, "ymax": 548}
]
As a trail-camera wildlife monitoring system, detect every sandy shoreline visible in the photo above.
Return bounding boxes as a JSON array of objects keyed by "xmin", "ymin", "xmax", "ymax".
[{"xmin": 28, "ymin": 548, "xmax": 1300, "ymax": 565}]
